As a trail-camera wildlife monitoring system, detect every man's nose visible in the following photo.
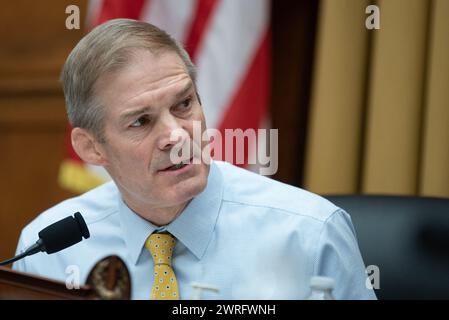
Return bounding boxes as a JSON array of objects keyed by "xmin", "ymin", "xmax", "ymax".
[{"xmin": 156, "ymin": 114, "xmax": 189, "ymax": 151}]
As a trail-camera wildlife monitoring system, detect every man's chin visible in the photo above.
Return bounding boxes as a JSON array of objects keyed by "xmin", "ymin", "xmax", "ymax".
[{"xmin": 160, "ymin": 174, "xmax": 208, "ymax": 205}]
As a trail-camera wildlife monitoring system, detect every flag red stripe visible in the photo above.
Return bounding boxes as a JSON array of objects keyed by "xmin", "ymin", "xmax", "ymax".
[
  {"xmin": 216, "ymin": 29, "xmax": 271, "ymax": 165},
  {"xmin": 95, "ymin": 0, "xmax": 147, "ymax": 25},
  {"xmin": 184, "ymin": 0, "xmax": 220, "ymax": 61}
]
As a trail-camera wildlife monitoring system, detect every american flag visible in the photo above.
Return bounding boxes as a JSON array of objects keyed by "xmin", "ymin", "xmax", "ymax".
[{"xmin": 59, "ymin": 0, "xmax": 271, "ymax": 193}]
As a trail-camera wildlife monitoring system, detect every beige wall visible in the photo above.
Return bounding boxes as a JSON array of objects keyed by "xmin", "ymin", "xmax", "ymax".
[{"xmin": 305, "ymin": 0, "xmax": 449, "ymax": 198}]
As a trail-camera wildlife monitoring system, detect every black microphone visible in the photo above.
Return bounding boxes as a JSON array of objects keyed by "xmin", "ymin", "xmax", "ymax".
[{"xmin": 0, "ymin": 212, "xmax": 90, "ymax": 266}]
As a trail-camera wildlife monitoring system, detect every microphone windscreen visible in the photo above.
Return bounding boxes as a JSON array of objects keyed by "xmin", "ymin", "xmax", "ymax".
[
  {"xmin": 38, "ymin": 213, "xmax": 89, "ymax": 254},
  {"xmin": 75, "ymin": 212, "xmax": 90, "ymax": 239}
]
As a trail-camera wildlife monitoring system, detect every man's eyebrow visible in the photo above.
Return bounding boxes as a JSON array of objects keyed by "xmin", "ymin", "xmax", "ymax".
[
  {"xmin": 119, "ymin": 82, "xmax": 194, "ymax": 123},
  {"xmin": 120, "ymin": 106, "xmax": 152, "ymax": 123},
  {"xmin": 174, "ymin": 82, "xmax": 194, "ymax": 100}
]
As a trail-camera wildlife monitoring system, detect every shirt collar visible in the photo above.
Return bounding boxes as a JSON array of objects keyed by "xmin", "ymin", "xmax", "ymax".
[{"xmin": 118, "ymin": 160, "xmax": 223, "ymax": 265}]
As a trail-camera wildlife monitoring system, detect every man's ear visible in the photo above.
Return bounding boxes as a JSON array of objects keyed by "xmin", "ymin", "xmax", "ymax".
[{"xmin": 71, "ymin": 127, "xmax": 107, "ymax": 166}]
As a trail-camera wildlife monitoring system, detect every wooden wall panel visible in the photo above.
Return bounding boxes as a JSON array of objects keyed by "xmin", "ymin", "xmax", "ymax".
[
  {"xmin": 271, "ymin": 0, "xmax": 319, "ymax": 186},
  {"xmin": 0, "ymin": 0, "xmax": 87, "ymax": 261},
  {"xmin": 0, "ymin": 1, "xmax": 87, "ymax": 91}
]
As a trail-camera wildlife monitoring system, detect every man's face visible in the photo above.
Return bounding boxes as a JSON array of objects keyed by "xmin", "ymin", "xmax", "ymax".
[{"xmin": 94, "ymin": 49, "xmax": 209, "ymax": 214}]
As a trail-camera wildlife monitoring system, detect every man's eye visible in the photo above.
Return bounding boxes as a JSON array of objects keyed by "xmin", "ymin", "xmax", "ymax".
[
  {"xmin": 130, "ymin": 116, "xmax": 149, "ymax": 128},
  {"xmin": 179, "ymin": 98, "xmax": 192, "ymax": 109}
]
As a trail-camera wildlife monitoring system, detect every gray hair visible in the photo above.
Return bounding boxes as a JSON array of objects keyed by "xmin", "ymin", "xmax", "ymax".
[{"xmin": 60, "ymin": 18, "xmax": 197, "ymax": 142}]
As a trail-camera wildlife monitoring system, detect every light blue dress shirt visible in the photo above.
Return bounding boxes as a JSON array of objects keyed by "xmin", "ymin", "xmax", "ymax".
[{"xmin": 13, "ymin": 160, "xmax": 376, "ymax": 299}]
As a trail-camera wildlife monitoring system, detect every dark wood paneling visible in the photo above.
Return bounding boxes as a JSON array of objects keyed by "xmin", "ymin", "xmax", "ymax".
[
  {"xmin": 271, "ymin": 0, "xmax": 319, "ymax": 186},
  {"xmin": 0, "ymin": 0, "xmax": 87, "ymax": 261},
  {"xmin": 0, "ymin": 1, "xmax": 87, "ymax": 92}
]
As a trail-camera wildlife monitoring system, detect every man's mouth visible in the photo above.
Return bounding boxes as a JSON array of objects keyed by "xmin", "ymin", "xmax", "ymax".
[{"xmin": 160, "ymin": 157, "xmax": 193, "ymax": 172}]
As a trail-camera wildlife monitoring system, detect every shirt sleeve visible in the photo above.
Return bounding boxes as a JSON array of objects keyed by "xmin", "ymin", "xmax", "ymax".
[{"xmin": 313, "ymin": 209, "xmax": 377, "ymax": 300}]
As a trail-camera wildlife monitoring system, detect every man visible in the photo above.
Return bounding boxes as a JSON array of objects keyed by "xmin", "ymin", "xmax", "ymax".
[{"xmin": 13, "ymin": 19, "xmax": 376, "ymax": 300}]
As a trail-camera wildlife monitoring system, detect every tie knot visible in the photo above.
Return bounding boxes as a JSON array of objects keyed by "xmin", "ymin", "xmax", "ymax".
[{"xmin": 145, "ymin": 233, "xmax": 176, "ymax": 266}]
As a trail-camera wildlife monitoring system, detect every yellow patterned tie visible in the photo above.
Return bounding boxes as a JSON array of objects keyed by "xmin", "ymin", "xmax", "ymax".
[{"xmin": 145, "ymin": 233, "xmax": 179, "ymax": 300}]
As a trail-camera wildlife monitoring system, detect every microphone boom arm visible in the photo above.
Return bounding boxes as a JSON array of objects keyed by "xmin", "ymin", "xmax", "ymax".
[
  {"xmin": 0, "ymin": 212, "xmax": 89, "ymax": 266},
  {"xmin": 0, "ymin": 239, "xmax": 44, "ymax": 266}
]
